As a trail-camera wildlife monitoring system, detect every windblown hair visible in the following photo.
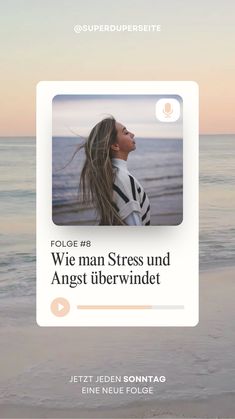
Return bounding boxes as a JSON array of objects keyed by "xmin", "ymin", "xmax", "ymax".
[{"xmin": 79, "ymin": 117, "xmax": 125, "ymax": 225}]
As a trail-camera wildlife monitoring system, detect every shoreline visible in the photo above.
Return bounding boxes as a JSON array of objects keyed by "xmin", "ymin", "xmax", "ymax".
[
  {"xmin": 0, "ymin": 266, "xmax": 235, "ymax": 418},
  {"xmin": 0, "ymin": 265, "xmax": 234, "ymax": 323}
]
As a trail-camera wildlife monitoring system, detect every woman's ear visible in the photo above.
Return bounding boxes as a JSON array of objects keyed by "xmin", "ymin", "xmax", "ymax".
[{"xmin": 110, "ymin": 143, "xmax": 120, "ymax": 152}]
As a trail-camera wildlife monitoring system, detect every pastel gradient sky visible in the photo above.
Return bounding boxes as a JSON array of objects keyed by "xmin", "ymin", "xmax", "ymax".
[
  {"xmin": 52, "ymin": 95, "xmax": 183, "ymax": 138},
  {"xmin": 1, "ymin": 0, "xmax": 234, "ymax": 135}
]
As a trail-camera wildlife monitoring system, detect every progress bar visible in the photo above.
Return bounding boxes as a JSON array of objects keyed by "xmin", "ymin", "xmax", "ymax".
[{"xmin": 77, "ymin": 305, "xmax": 184, "ymax": 310}]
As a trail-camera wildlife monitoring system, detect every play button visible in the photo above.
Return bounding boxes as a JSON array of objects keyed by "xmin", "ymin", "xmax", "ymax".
[{"xmin": 51, "ymin": 297, "xmax": 70, "ymax": 317}]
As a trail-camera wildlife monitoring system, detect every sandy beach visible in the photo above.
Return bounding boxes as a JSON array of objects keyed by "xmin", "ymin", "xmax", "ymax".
[
  {"xmin": 0, "ymin": 267, "xmax": 235, "ymax": 418},
  {"xmin": 1, "ymin": 393, "xmax": 235, "ymax": 418}
]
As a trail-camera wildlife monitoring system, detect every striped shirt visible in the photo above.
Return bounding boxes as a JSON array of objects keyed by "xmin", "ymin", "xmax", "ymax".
[{"xmin": 112, "ymin": 158, "xmax": 150, "ymax": 226}]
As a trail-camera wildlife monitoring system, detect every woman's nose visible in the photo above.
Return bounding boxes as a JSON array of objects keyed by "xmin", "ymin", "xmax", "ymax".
[{"xmin": 131, "ymin": 132, "xmax": 134, "ymax": 138}]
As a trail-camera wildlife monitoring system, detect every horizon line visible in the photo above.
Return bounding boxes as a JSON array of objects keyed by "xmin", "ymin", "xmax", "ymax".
[{"xmin": 0, "ymin": 133, "xmax": 234, "ymax": 138}]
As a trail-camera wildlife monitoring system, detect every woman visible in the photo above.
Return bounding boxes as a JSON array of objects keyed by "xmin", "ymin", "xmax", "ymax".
[{"xmin": 79, "ymin": 116, "xmax": 150, "ymax": 225}]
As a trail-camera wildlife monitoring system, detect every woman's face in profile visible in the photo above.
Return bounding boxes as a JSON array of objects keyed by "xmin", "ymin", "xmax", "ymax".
[{"xmin": 115, "ymin": 122, "xmax": 136, "ymax": 153}]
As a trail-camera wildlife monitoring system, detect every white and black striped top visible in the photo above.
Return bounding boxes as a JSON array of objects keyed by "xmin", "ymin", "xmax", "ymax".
[{"xmin": 112, "ymin": 159, "xmax": 150, "ymax": 226}]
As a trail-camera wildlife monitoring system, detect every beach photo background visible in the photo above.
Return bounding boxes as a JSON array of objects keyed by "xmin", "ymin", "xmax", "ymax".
[
  {"xmin": 0, "ymin": 0, "xmax": 235, "ymax": 417},
  {"xmin": 52, "ymin": 94, "xmax": 183, "ymax": 226}
]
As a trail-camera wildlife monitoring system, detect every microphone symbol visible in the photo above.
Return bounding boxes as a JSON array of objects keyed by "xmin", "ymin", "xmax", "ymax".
[{"xmin": 163, "ymin": 102, "xmax": 173, "ymax": 118}]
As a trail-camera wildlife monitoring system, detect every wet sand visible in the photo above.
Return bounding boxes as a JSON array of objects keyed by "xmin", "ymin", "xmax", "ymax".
[{"xmin": 0, "ymin": 267, "xmax": 235, "ymax": 418}]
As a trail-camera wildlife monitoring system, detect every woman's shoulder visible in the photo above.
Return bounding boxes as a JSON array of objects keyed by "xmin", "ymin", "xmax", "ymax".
[
  {"xmin": 114, "ymin": 167, "xmax": 137, "ymax": 188},
  {"xmin": 114, "ymin": 169, "xmax": 143, "ymax": 202}
]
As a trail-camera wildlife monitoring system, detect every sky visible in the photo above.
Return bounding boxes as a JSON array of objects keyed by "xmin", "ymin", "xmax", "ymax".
[
  {"xmin": 0, "ymin": 0, "xmax": 235, "ymax": 135},
  {"xmin": 52, "ymin": 95, "xmax": 183, "ymax": 138}
]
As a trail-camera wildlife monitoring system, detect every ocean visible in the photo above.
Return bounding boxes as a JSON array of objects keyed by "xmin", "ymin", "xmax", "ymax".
[
  {"xmin": 0, "ymin": 134, "xmax": 234, "ymax": 301},
  {"xmin": 52, "ymin": 137, "xmax": 183, "ymax": 226},
  {"xmin": 0, "ymin": 135, "xmax": 235, "ymax": 410}
]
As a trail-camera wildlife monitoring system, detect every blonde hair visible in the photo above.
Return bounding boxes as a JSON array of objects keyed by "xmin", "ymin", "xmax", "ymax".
[{"xmin": 79, "ymin": 117, "xmax": 125, "ymax": 225}]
